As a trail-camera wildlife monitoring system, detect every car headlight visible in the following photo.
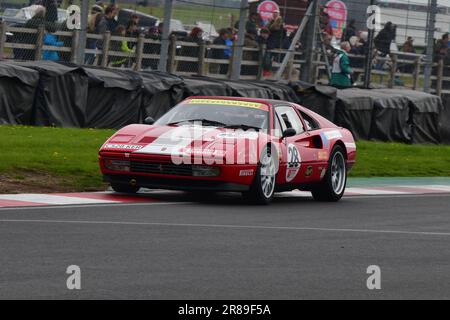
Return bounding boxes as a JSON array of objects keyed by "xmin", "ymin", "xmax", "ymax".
[
  {"xmin": 104, "ymin": 159, "xmax": 131, "ymax": 172},
  {"xmin": 192, "ymin": 165, "xmax": 220, "ymax": 177}
]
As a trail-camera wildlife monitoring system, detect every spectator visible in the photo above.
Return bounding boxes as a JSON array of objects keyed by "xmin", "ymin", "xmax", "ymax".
[
  {"xmin": 433, "ymin": 33, "xmax": 450, "ymax": 89},
  {"xmin": 257, "ymin": 29, "xmax": 273, "ymax": 77},
  {"xmin": 110, "ymin": 25, "xmax": 133, "ymax": 68},
  {"xmin": 267, "ymin": 10, "xmax": 285, "ymax": 49},
  {"xmin": 91, "ymin": 4, "xmax": 104, "ymax": 14},
  {"xmin": 14, "ymin": 5, "xmax": 48, "ymax": 60},
  {"xmin": 157, "ymin": 22, "xmax": 164, "ymax": 35},
  {"xmin": 374, "ymin": 21, "xmax": 396, "ymax": 56},
  {"xmin": 434, "ymin": 33, "xmax": 449, "ymax": 62},
  {"xmin": 242, "ymin": 32, "xmax": 259, "ymax": 76},
  {"xmin": 178, "ymin": 27, "xmax": 204, "ymax": 73},
  {"xmin": 42, "ymin": 0, "xmax": 58, "ymax": 23},
  {"xmin": 85, "ymin": 12, "xmax": 103, "ymax": 64},
  {"xmin": 235, "ymin": 12, "xmax": 259, "ymax": 37},
  {"xmin": 102, "ymin": 4, "xmax": 119, "ymax": 33},
  {"xmin": 320, "ymin": 12, "xmax": 333, "ymax": 38},
  {"xmin": 142, "ymin": 26, "xmax": 161, "ymax": 70},
  {"xmin": 402, "ymin": 37, "xmax": 415, "ymax": 53},
  {"xmin": 342, "ymin": 19, "xmax": 356, "ymax": 42},
  {"xmin": 257, "ymin": 28, "xmax": 270, "ymax": 46},
  {"xmin": 330, "ymin": 41, "xmax": 353, "ymax": 89},
  {"xmin": 400, "ymin": 37, "xmax": 416, "ymax": 73},
  {"xmin": 224, "ymin": 28, "xmax": 235, "ymax": 59},
  {"xmin": 359, "ymin": 31, "xmax": 369, "ymax": 55},
  {"xmin": 42, "ymin": 26, "xmax": 63, "ymax": 61},
  {"xmin": 126, "ymin": 21, "xmax": 139, "ymax": 49},
  {"xmin": 210, "ymin": 28, "xmax": 231, "ymax": 75},
  {"xmin": 347, "ymin": 36, "xmax": 365, "ymax": 77},
  {"xmin": 130, "ymin": 13, "xmax": 140, "ymax": 27}
]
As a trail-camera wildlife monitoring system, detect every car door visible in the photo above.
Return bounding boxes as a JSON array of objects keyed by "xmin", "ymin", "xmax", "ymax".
[{"xmin": 274, "ymin": 105, "xmax": 318, "ymax": 185}]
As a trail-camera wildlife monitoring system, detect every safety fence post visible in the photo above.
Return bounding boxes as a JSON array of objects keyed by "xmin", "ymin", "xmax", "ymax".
[
  {"xmin": 0, "ymin": 21, "xmax": 6, "ymax": 59},
  {"xmin": 412, "ymin": 56, "xmax": 421, "ymax": 90},
  {"xmin": 388, "ymin": 53, "xmax": 398, "ymax": 88},
  {"xmin": 34, "ymin": 25, "xmax": 45, "ymax": 61},
  {"xmin": 134, "ymin": 33, "xmax": 145, "ymax": 71},
  {"xmin": 197, "ymin": 42, "xmax": 206, "ymax": 76},
  {"xmin": 436, "ymin": 58, "xmax": 444, "ymax": 97},
  {"xmin": 228, "ymin": 41, "xmax": 238, "ymax": 79},
  {"xmin": 257, "ymin": 44, "xmax": 266, "ymax": 81},
  {"xmin": 70, "ymin": 29, "xmax": 80, "ymax": 63},
  {"xmin": 101, "ymin": 31, "xmax": 111, "ymax": 68},
  {"xmin": 167, "ymin": 34, "xmax": 177, "ymax": 73}
]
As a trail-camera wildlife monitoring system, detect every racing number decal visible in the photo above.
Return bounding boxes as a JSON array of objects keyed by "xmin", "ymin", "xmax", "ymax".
[{"xmin": 286, "ymin": 144, "xmax": 301, "ymax": 182}]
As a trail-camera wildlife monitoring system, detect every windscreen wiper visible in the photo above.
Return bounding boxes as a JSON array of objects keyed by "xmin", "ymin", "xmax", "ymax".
[
  {"xmin": 168, "ymin": 119, "xmax": 227, "ymax": 127},
  {"xmin": 223, "ymin": 124, "xmax": 261, "ymax": 131}
]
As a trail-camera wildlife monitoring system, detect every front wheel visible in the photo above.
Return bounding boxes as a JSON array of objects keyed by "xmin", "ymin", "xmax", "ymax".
[
  {"xmin": 111, "ymin": 183, "xmax": 140, "ymax": 194},
  {"xmin": 243, "ymin": 146, "xmax": 277, "ymax": 205},
  {"xmin": 311, "ymin": 145, "xmax": 347, "ymax": 202}
]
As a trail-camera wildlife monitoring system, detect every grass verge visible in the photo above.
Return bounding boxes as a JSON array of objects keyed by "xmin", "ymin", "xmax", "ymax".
[
  {"xmin": 0, "ymin": 125, "xmax": 114, "ymax": 193},
  {"xmin": 0, "ymin": 126, "xmax": 449, "ymax": 193}
]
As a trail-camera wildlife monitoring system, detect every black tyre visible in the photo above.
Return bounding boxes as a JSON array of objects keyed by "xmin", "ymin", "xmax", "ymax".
[
  {"xmin": 111, "ymin": 183, "xmax": 140, "ymax": 194},
  {"xmin": 243, "ymin": 146, "xmax": 277, "ymax": 205},
  {"xmin": 311, "ymin": 145, "xmax": 347, "ymax": 202}
]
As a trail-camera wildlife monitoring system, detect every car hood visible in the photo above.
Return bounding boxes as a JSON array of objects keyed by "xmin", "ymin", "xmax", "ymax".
[{"xmin": 102, "ymin": 124, "xmax": 264, "ymax": 157}]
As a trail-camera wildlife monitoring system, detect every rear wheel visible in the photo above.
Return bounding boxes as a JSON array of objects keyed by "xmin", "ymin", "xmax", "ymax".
[
  {"xmin": 311, "ymin": 145, "xmax": 347, "ymax": 202},
  {"xmin": 111, "ymin": 183, "xmax": 140, "ymax": 194},
  {"xmin": 243, "ymin": 146, "xmax": 276, "ymax": 205}
]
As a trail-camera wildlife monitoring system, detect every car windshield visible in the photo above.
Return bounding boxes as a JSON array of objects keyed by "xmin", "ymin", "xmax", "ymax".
[{"xmin": 155, "ymin": 99, "xmax": 269, "ymax": 131}]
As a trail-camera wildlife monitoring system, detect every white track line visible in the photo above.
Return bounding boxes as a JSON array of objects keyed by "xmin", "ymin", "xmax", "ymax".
[
  {"xmin": 0, "ymin": 194, "xmax": 118, "ymax": 205},
  {"xmin": 0, "ymin": 201, "xmax": 191, "ymax": 211},
  {"xmin": 345, "ymin": 187, "xmax": 410, "ymax": 195},
  {"xmin": 1, "ymin": 219, "xmax": 450, "ymax": 237}
]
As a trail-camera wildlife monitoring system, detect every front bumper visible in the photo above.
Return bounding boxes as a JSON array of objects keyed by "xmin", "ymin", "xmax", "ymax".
[{"xmin": 103, "ymin": 174, "xmax": 250, "ymax": 192}]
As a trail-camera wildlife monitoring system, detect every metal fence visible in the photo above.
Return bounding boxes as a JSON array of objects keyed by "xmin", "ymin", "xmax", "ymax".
[{"xmin": 0, "ymin": 0, "xmax": 449, "ymax": 95}]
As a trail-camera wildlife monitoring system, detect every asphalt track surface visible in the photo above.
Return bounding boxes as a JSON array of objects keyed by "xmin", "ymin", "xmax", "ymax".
[{"xmin": 1, "ymin": 192, "xmax": 450, "ymax": 300}]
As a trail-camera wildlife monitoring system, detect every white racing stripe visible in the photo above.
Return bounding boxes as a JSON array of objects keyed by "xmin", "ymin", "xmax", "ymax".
[
  {"xmin": 135, "ymin": 125, "xmax": 216, "ymax": 156},
  {"xmin": 0, "ymin": 194, "xmax": 118, "ymax": 205}
]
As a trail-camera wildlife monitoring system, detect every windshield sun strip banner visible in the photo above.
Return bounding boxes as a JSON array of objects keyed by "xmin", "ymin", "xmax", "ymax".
[{"xmin": 185, "ymin": 99, "xmax": 269, "ymax": 111}]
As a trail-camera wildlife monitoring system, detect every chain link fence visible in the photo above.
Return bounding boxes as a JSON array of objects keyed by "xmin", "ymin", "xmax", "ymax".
[{"xmin": 0, "ymin": 0, "xmax": 448, "ymax": 93}]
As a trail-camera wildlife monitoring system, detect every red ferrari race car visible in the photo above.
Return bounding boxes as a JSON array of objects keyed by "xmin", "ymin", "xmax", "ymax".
[{"xmin": 99, "ymin": 97, "xmax": 356, "ymax": 204}]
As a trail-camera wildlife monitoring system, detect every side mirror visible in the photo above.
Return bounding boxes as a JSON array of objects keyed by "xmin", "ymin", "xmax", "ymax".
[
  {"xmin": 144, "ymin": 117, "xmax": 155, "ymax": 125},
  {"xmin": 282, "ymin": 128, "xmax": 297, "ymax": 138}
]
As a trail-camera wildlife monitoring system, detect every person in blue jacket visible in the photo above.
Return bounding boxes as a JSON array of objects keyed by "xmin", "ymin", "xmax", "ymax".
[{"xmin": 42, "ymin": 29, "xmax": 63, "ymax": 61}]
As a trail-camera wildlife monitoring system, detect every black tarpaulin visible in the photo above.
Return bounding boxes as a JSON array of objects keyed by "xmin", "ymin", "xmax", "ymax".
[
  {"xmin": 141, "ymin": 71, "xmax": 184, "ymax": 95},
  {"xmin": 141, "ymin": 72, "xmax": 184, "ymax": 121},
  {"xmin": 0, "ymin": 59, "xmax": 448, "ymax": 144},
  {"xmin": 11, "ymin": 61, "xmax": 88, "ymax": 127},
  {"xmin": 335, "ymin": 88, "xmax": 374, "ymax": 140},
  {"xmin": 285, "ymin": 80, "xmax": 337, "ymax": 122},
  {"xmin": 182, "ymin": 77, "xmax": 233, "ymax": 97},
  {"xmin": 369, "ymin": 90, "xmax": 411, "ymax": 143},
  {"xmin": 375, "ymin": 89, "xmax": 443, "ymax": 144},
  {"xmin": 249, "ymin": 81, "xmax": 300, "ymax": 103},
  {"xmin": 217, "ymin": 79, "xmax": 272, "ymax": 99},
  {"xmin": 0, "ymin": 62, "xmax": 39, "ymax": 125},
  {"xmin": 82, "ymin": 67, "xmax": 143, "ymax": 128}
]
